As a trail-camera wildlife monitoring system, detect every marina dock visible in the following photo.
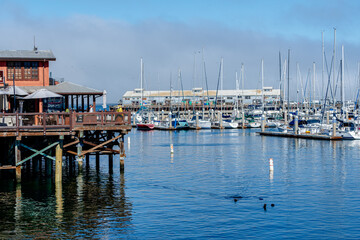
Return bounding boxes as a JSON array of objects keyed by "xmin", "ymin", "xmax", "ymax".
[{"xmin": 258, "ymin": 131, "xmax": 343, "ymax": 140}]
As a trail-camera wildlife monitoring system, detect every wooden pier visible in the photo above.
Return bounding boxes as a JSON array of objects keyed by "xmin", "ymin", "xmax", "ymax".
[
  {"xmin": 258, "ymin": 131, "xmax": 343, "ymax": 140},
  {"xmin": 0, "ymin": 111, "xmax": 132, "ymax": 182}
]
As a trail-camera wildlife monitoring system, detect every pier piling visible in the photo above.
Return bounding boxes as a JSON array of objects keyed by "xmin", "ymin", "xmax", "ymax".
[
  {"xmin": 15, "ymin": 137, "xmax": 21, "ymax": 183},
  {"xmin": 119, "ymin": 135, "xmax": 125, "ymax": 172},
  {"xmin": 55, "ymin": 135, "xmax": 64, "ymax": 183}
]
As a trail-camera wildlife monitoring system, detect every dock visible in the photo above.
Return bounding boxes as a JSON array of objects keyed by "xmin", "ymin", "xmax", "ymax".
[
  {"xmin": 258, "ymin": 131, "xmax": 342, "ymax": 140},
  {"xmin": 0, "ymin": 111, "xmax": 132, "ymax": 182}
]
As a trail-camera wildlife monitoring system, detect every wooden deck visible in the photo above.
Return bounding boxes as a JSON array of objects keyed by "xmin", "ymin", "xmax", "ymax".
[{"xmin": 0, "ymin": 111, "xmax": 132, "ymax": 137}]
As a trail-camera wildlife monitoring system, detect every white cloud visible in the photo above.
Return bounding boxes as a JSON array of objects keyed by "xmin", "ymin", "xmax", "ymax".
[{"xmin": 0, "ymin": 14, "xmax": 359, "ymax": 102}]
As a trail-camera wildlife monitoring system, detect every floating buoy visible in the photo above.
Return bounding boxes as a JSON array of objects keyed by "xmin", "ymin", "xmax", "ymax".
[
  {"xmin": 127, "ymin": 137, "xmax": 130, "ymax": 144},
  {"xmin": 170, "ymin": 144, "xmax": 174, "ymax": 153},
  {"xmin": 269, "ymin": 158, "xmax": 274, "ymax": 171}
]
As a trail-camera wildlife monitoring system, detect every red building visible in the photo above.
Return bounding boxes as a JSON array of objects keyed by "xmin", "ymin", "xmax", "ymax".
[
  {"xmin": 0, "ymin": 48, "xmax": 104, "ymax": 112},
  {"xmin": 0, "ymin": 48, "xmax": 56, "ymax": 87}
]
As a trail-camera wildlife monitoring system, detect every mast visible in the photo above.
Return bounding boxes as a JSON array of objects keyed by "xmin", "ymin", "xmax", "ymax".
[
  {"xmin": 279, "ymin": 52, "xmax": 282, "ymax": 109},
  {"xmin": 313, "ymin": 62, "xmax": 316, "ymax": 108},
  {"xmin": 235, "ymin": 71, "xmax": 239, "ymax": 112},
  {"xmin": 241, "ymin": 63, "xmax": 245, "ymax": 115},
  {"xmin": 296, "ymin": 63, "xmax": 299, "ymax": 111},
  {"xmin": 261, "ymin": 59, "xmax": 264, "ymax": 114},
  {"xmin": 322, "ymin": 31, "xmax": 325, "ymax": 103},
  {"xmin": 287, "ymin": 49, "xmax": 290, "ymax": 115},
  {"xmin": 140, "ymin": 58, "xmax": 143, "ymax": 107},
  {"xmin": 220, "ymin": 57, "xmax": 224, "ymax": 114},
  {"xmin": 333, "ymin": 28, "xmax": 336, "ymax": 106},
  {"xmin": 341, "ymin": 45, "xmax": 345, "ymax": 112}
]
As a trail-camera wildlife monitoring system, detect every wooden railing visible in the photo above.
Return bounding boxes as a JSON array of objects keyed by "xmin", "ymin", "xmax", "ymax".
[{"xmin": 0, "ymin": 111, "xmax": 131, "ymax": 134}]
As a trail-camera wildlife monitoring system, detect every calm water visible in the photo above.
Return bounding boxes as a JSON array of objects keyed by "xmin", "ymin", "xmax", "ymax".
[{"xmin": 1, "ymin": 129, "xmax": 360, "ymax": 239}]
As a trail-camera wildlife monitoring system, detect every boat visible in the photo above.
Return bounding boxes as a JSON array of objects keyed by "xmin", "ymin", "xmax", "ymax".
[
  {"xmin": 188, "ymin": 115, "xmax": 211, "ymax": 129},
  {"xmin": 136, "ymin": 123, "xmax": 155, "ymax": 130}
]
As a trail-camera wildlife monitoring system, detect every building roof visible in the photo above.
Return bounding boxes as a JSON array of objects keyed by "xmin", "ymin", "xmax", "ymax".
[
  {"xmin": 123, "ymin": 88, "xmax": 281, "ymax": 98},
  {"xmin": 19, "ymin": 81, "xmax": 104, "ymax": 96},
  {"xmin": 0, "ymin": 50, "xmax": 56, "ymax": 61}
]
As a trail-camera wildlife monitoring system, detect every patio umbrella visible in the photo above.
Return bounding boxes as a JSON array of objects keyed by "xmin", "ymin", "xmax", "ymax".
[
  {"xmin": 23, "ymin": 89, "xmax": 63, "ymax": 113},
  {"xmin": 102, "ymin": 90, "xmax": 107, "ymax": 109},
  {"xmin": 23, "ymin": 88, "xmax": 62, "ymax": 99},
  {"xmin": 5, "ymin": 86, "xmax": 28, "ymax": 96}
]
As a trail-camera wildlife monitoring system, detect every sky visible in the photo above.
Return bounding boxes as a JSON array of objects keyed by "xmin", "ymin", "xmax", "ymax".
[{"xmin": 1, "ymin": 0, "xmax": 360, "ymax": 103}]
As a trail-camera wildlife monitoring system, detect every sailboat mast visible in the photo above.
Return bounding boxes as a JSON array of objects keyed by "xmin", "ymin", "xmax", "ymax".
[
  {"xmin": 333, "ymin": 28, "xmax": 336, "ymax": 107},
  {"xmin": 220, "ymin": 58, "xmax": 224, "ymax": 113},
  {"xmin": 313, "ymin": 62, "xmax": 316, "ymax": 108},
  {"xmin": 140, "ymin": 58, "xmax": 143, "ymax": 107},
  {"xmin": 241, "ymin": 63, "xmax": 244, "ymax": 114},
  {"xmin": 287, "ymin": 49, "xmax": 290, "ymax": 114},
  {"xmin": 341, "ymin": 45, "xmax": 345, "ymax": 110},
  {"xmin": 322, "ymin": 31, "xmax": 325, "ymax": 103},
  {"xmin": 279, "ymin": 52, "xmax": 282, "ymax": 108},
  {"xmin": 261, "ymin": 59, "xmax": 264, "ymax": 113}
]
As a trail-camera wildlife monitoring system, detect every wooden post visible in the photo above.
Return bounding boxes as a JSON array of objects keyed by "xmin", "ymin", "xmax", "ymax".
[
  {"xmin": 92, "ymin": 95, "xmax": 96, "ymax": 111},
  {"xmin": 108, "ymin": 131, "xmax": 113, "ymax": 173},
  {"xmin": 109, "ymin": 154, "xmax": 113, "ymax": 174},
  {"xmin": 81, "ymin": 95, "xmax": 84, "ymax": 112},
  {"xmin": 71, "ymin": 95, "xmax": 74, "ymax": 110},
  {"xmin": 32, "ymin": 156, "xmax": 39, "ymax": 174},
  {"xmin": 96, "ymin": 131, "xmax": 100, "ymax": 171},
  {"xmin": 55, "ymin": 135, "xmax": 64, "ymax": 182},
  {"xmin": 96, "ymin": 152, "xmax": 100, "ymax": 171},
  {"xmin": 77, "ymin": 131, "xmax": 84, "ymax": 170},
  {"xmin": 87, "ymin": 95, "xmax": 90, "ymax": 112},
  {"xmin": 55, "ymin": 175, "xmax": 63, "ymax": 220},
  {"xmin": 65, "ymin": 95, "xmax": 69, "ymax": 110},
  {"xmin": 86, "ymin": 154, "xmax": 89, "ymax": 166},
  {"xmin": 45, "ymin": 156, "xmax": 52, "ymax": 177},
  {"xmin": 76, "ymin": 95, "xmax": 79, "ymax": 112},
  {"xmin": 15, "ymin": 137, "xmax": 21, "ymax": 182},
  {"xmin": 119, "ymin": 135, "xmax": 125, "ymax": 172}
]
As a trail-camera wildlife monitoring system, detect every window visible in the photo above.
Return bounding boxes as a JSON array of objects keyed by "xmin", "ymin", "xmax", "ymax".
[
  {"xmin": 7, "ymin": 61, "xmax": 39, "ymax": 81},
  {"xmin": 31, "ymin": 62, "xmax": 38, "ymax": 79}
]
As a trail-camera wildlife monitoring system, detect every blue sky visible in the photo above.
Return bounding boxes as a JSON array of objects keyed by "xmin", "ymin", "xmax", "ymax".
[{"xmin": 1, "ymin": 0, "xmax": 359, "ymax": 102}]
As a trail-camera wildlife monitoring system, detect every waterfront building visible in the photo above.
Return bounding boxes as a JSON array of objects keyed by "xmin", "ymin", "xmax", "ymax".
[
  {"xmin": 122, "ymin": 87, "xmax": 281, "ymax": 106},
  {"xmin": 0, "ymin": 48, "xmax": 104, "ymax": 112}
]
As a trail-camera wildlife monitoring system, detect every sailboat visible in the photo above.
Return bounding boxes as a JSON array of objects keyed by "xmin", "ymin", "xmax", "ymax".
[{"xmin": 136, "ymin": 58, "xmax": 155, "ymax": 130}]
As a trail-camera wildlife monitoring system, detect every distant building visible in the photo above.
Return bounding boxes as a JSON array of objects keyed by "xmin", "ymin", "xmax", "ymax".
[{"xmin": 122, "ymin": 87, "xmax": 281, "ymax": 106}]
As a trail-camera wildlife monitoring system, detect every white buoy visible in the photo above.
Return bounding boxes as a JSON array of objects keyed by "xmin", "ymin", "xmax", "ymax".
[
  {"xmin": 170, "ymin": 144, "xmax": 174, "ymax": 154},
  {"xmin": 128, "ymin": 137, "xmax": 130, "ymax": 144},
  {"xmin": 269, "ymin": 158, "xmax": 274, "ymax": 171}
]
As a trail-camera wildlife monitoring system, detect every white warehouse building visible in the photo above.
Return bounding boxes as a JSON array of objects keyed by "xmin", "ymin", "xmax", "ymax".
[{"xmin": 122, "ymin": 87, "xmax": 281, "ymax": 105}]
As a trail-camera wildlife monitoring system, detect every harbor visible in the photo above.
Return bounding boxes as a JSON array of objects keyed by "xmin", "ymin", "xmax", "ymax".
[
  {"xmin": 3, "ymin": 0, "xmax": 360, "ymax": 239},
  {"xmin": 1, "ymin": 129, "xmax": 360, "ymax": 239}
]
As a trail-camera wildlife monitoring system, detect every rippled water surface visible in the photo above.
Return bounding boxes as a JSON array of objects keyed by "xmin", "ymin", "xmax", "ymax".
[{"xmin": 1, "ymin": 129, "xmax": 360, "ymax": 239}]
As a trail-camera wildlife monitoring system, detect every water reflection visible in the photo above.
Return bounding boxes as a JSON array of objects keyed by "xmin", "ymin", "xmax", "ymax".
[{"xmin": 0, "ymin": 166, "xmax": 132, "ymax": 239}]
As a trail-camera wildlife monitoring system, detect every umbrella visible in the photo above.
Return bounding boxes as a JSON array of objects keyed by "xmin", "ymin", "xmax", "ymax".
[
  {"xmin": 5, "ymin": 86, "xmax": 28, "ymax": 96},
  {"xmin": 23, "ymin": 88, "xmax": 63, "ymax": 99},
  {"xmin": 102, "ymin": 90, "xmax": 107, "ymax": 109}
]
